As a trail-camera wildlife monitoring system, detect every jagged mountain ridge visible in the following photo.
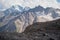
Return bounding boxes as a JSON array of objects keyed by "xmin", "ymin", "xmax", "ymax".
[{"xmin": 0, "ymin": 5, "xmax": 60, "ymax": 33}]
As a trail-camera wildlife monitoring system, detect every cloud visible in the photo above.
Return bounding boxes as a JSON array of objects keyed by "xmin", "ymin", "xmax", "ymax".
[
  {"xmin": 23, "ymin": 0, "xmax": 60, "ymax": 9},
  {"xmin": 0, "ymin": 0, "xmax": 60, "ymax": 9}
]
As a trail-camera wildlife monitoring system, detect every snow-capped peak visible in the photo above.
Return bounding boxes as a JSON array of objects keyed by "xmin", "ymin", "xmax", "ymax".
[
  {"xmin": 10, "ymin": 5, "xmax": 24, "ymax": 12},
  {"xmin": 0, "ymin": 5, "xmax": 60, "ymax": 33}
]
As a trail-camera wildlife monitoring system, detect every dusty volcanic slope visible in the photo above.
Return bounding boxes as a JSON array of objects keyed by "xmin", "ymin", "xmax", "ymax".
[
  {"xmin": 0, "ymin": 6, "xmax": 60, "ymax": 33},
  {"xmin": 0, "ymin": 19, "xmax": 60, "ymax": 40}
]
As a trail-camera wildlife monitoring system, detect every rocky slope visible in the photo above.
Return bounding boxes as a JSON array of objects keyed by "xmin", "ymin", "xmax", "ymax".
[
  {"xmin": 24, "ymin": 19, "xmax": 60, "ymax": 33},
  {"xmin": 0, "ymin": 5, "xmax": 60, "ymax": 33},
  {"xmin": 0, "ymin": 19, "xmax": 60, "ymax": 40}
]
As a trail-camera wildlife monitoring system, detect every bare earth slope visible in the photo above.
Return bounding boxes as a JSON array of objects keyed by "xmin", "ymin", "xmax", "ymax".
[{"xmin": 0, "ymin": 19, "xmax": 60, "ymax": 40}]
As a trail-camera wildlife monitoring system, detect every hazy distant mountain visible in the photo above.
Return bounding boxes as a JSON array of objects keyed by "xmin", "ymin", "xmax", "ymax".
[{"xmin": 0, "ymin": 5, "xmax": 60, "ymax": 33}]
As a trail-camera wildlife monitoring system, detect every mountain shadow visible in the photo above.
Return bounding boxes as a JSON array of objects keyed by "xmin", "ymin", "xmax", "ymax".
[
  {"xmin": 0, "ymin": 19, "xmax": 60, "ymax": 40},
  {"xmin": 24, "ymin": 19, "xmax": 60, "ymax": 34}
]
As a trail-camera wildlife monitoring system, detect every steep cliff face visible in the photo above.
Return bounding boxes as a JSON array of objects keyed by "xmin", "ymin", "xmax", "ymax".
[
  {"xmin": 0, "ymin": 5, "xmax": 60, "ymax": 33},
  {"xmin": 14, "ymin": 11, "xmax": 53, "ymax": 33}
]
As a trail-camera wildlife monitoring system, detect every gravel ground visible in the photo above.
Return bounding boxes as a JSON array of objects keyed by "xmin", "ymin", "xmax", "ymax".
[{"xmin": 0, "ymin": 30, "xmax": 60, "ymax": 40}]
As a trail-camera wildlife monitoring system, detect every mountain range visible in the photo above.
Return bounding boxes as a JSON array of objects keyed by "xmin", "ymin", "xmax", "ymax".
[{"xmin": 0, "ymin": 5, "xmax": 60, "ymax": 33}]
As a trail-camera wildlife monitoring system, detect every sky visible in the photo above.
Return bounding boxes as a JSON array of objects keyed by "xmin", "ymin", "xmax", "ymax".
[
  {"xmin": 0, "ymin": 0, "xmax": 60, "ymax": 10},
  {"xmin": 57, "ymin": 0, "xmax": 60, "ymax": 3}
]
